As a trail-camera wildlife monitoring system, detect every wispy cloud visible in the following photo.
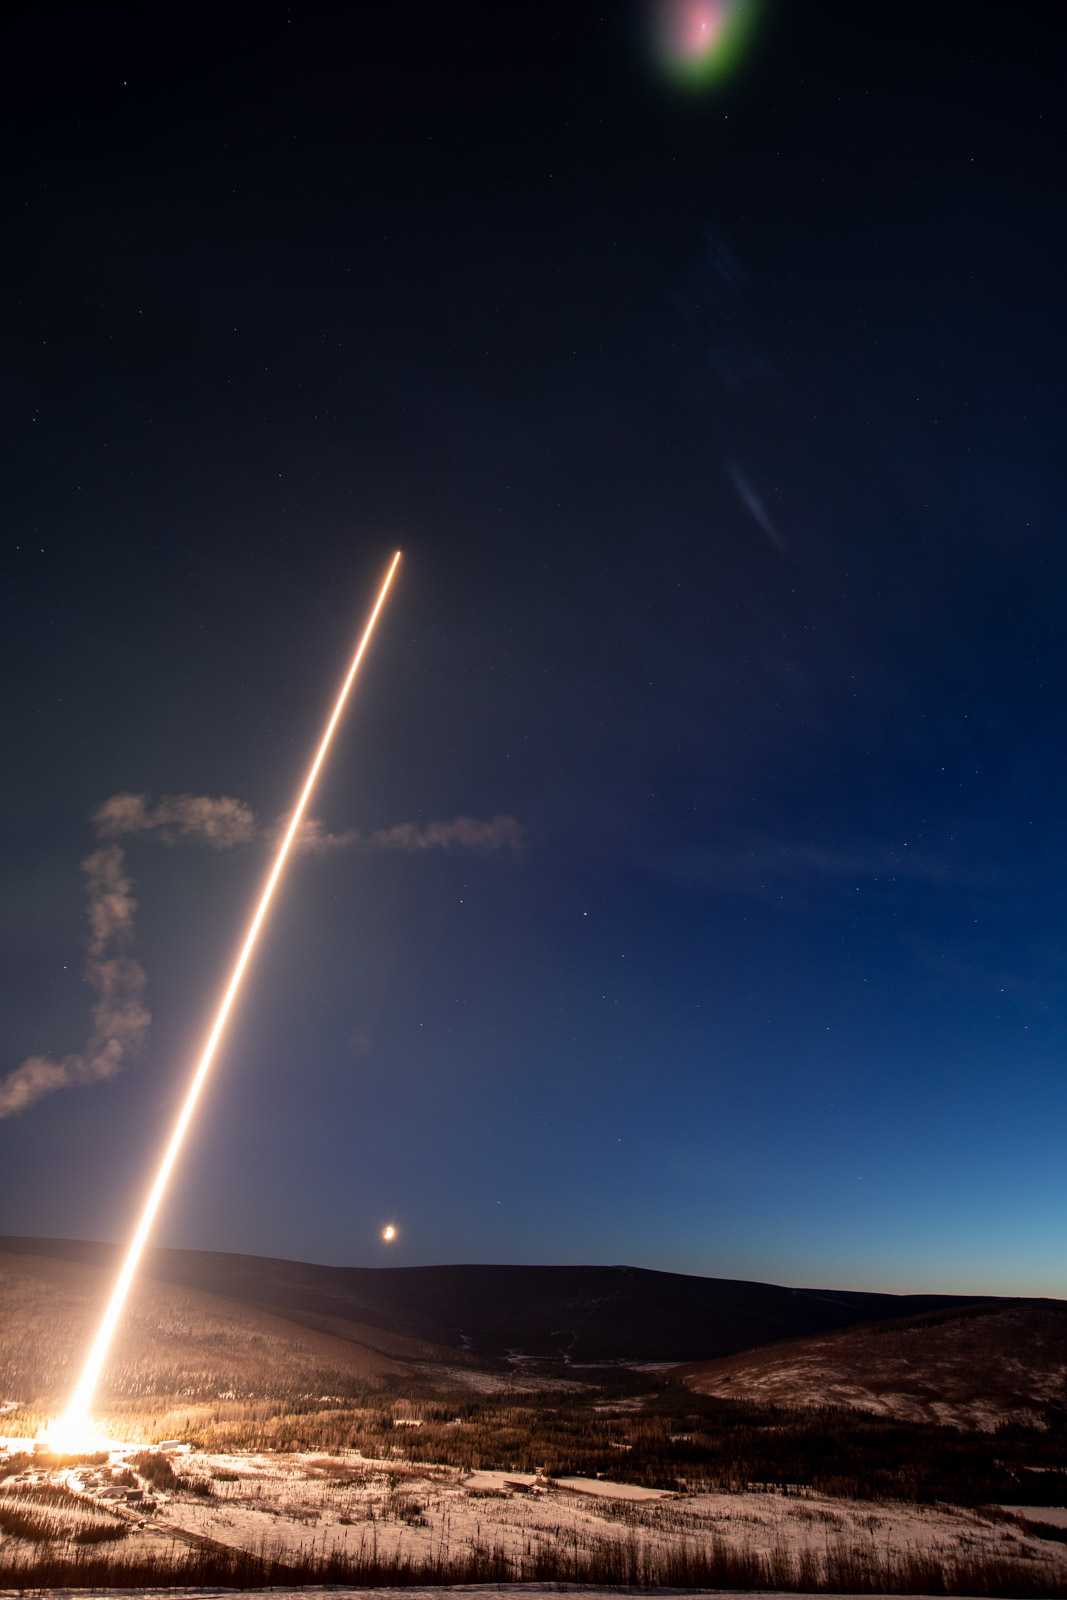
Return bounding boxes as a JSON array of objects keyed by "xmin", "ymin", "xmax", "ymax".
[
  {"xmin": 652, "ymin": 831, "xmax": 1004, "ymax": 908},
  {"xmin": 1, "ymin": 794, "xmax": 525, "ymax": 1118},
  {"xmin": 727, "ymin": 461, "xmax": 788, "ymax": 551}
]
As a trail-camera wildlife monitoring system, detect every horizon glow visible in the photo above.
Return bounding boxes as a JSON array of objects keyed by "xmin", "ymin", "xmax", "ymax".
[{"xmin": 44, "ymin": 552, "xmax": 402, "ymax": 1452}]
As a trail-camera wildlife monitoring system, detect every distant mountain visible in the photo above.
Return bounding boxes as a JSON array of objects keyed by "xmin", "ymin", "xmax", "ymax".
[
  {"xmin": 2, "ymin": 1237, "xmax": 984, "ymax": 1394},
  {"xmin": 677, "ymin": 1299, "xmax": 1067, "ymax": 1430}
]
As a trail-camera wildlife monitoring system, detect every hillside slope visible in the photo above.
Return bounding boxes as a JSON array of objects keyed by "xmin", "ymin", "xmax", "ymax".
[
  {"xmin": 0, "ymin": 1235, "xmax": 983, "ymax": 1366},
  {"xmin": 678, "ymin": 1300, "xmax": 1067, "ymax": 1429},
  {"xmin": 0, "ymin": 1248, "xmax": 407, "ymax": 1408}
]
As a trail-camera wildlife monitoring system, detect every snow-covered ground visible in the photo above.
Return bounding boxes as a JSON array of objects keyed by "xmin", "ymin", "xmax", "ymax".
[
  {"xmin": 554, "ymin": 1475, "xmax": 672, "ymax": 1500},
  {"xmin": 1000, "ymin": 1504, "xmax": 1067, "ymax": 1528},
  {"xmin": 0, "ymin": 1588, "xmax": 960, "ymax": 1600},
  {"xmin": 2, "ymin": 1443, "xmax": 1065, "ymax": 1581},
  {"xmin": 463, "ymin": 1469, "xmax": 670, "ymax": 1500},
  {"xmin": 43, "ymin": 1449, "xmax": 1067, "ymax": 1565}
]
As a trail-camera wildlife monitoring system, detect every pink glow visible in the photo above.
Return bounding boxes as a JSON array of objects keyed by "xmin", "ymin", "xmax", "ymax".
[{"xmin": 663, "ymin": 0, "xmax": 730, "ymax": 60}]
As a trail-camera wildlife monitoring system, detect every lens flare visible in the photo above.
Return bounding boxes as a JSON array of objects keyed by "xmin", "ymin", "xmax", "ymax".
[
  {"xmin": 46, "ymin": 552, "xmax": 402, "ymax": 1447},
  {"xmin": 651, "ymin": 0, "xmax": 763, "ymax": 87}
]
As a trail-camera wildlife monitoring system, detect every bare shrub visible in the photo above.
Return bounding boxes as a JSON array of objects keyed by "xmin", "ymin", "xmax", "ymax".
[
  {"xmin": 71, "ymin": 1521, "xmax": 130, "ymax": 1544},
  {"xmin": 0, "ymin": 1523, "xmax": 1065, "ymax": 1595},
  {"xmin": 176, "ymin": 1475, "xmax": 214, "ymax": 1498},
  {"xmin": 0, "ymin": 1503, "xmax": 64, "ymax": 1541}
]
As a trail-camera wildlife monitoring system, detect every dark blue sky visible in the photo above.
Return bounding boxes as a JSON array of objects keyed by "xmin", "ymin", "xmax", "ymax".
[{"xmin": 2, "ymin": 1, "xmax": 1064, "ymax": 1295}]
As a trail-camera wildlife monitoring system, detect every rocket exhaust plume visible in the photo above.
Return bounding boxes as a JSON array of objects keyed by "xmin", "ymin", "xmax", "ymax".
[{"xmin": 48, "ymin": 552, "xmax": 402, "ymax": 1451}]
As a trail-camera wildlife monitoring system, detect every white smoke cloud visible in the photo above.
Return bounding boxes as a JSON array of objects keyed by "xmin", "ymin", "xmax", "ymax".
[
  {"xmin": 92, "ymin": 793, "xmax": 526, "ymax": 857},
  {"xmin": 94, "ymin": 792, "xmax": 257, "ymax": 849},
  {"xmin": 270, "ymin": 815, "xmax": 360, "ymax": 855},
  {"xmin": 0, "ymin": 795, "xmax": 524, "ymax": 1119},
  {"xmin": 278, "ymin": 812, "xmax": 527, "ymax": 856},
  {"xmin": 0, "ymin": 845, "xmax": 149, "ymax": 1120},
  {"xmin": 367, "ymin": 814, "xmax": 526, "ymax": 853}
]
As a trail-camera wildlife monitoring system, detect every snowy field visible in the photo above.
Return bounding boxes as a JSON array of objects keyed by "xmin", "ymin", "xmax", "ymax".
[
  {"xmin": 2, "ymin": 1442, "xmax": 1064, "ymax": 1581},
  {"xmin": 156, "ymin": 1449, "xmax": 1062, "ymax": 1569},
  {"xmin": 0, "ymin": 1589, "xmax": 1022, "ymax": 1600},
  {"xmin": 0, "ymin": 1588, "xmax": 978, "ymax": 1600}
]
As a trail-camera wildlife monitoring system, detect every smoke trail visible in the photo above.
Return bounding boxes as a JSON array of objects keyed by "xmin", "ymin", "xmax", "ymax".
[
  {"xmin": 368, "ymin": 814, "xmax": 526, "ymax": 852},
  {"xmin": 94, "ymin": 792, "xmax": 257, "ymax": 848},
  {"xmin": 97, "ymin": 792, "xmax": 526, "ymax": 856},
  {"xmin": 279, "ymin": 812, "xmax": 527, "ymax": 854},
  {"xmin": 0, "ymin": 846, "xmax": 149, "ymax": 1119},
  {"xmin": 1, "ymin": 796, "xmax": 524, "ymax": 1119}
]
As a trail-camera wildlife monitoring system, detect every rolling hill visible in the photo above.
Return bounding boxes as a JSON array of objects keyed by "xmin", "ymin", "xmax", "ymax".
[
  {"xmin": 678, "ymin": 1299, "xmax": 1067, "ymax": 1430},
  {"xmin": 1, "ymin": 1235, "xmax": 984, "ymax": 1380},
  {"xmin": 0, "ymin": 1247, "xmax": 409, "ymax": 1409}
]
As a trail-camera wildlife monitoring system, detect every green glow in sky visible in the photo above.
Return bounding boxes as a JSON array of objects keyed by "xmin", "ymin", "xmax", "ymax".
[{"xmin": 652, "ymin": 0, "xmax": 764, "ymax": 89}]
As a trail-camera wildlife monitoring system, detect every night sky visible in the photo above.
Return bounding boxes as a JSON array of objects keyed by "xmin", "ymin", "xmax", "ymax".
[{"xmin": 3, "ymin": 2, "xmax": 1064, "ymax": 1297}]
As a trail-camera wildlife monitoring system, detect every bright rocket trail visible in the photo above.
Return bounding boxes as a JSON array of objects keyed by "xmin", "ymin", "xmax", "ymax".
[{"xmin": 50, "ymin": 551, "xmax": 402, "ymax": 1448}]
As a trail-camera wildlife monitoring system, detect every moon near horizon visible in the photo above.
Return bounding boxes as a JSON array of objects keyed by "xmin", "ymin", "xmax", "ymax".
[{"xmin": 382, "ymin": 1225, "xmax": 396, "ymax": 1241}]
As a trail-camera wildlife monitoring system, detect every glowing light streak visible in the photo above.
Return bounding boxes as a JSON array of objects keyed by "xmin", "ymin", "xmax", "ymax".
[{"xmin": 49, "ymin": 552, "xmax": 402, "ymax": 1449}]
